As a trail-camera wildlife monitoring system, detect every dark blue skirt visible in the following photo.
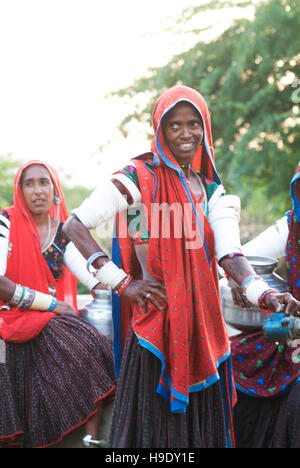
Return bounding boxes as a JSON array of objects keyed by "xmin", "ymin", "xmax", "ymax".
[
  {"xmin": 233, "ymin": 383, "xmax": 300, "ymax": 448},
  {"xmin": 108, "ymin": 326, "xmax": 233, "ymax": 448}
]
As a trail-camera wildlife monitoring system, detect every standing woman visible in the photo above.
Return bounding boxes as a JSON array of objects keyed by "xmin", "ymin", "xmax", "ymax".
[
  {"xmin": 63, "ymin": 86, "xmax": 300, "ymax": 448},
  {"xmin": 0, "ymin": 161, "xmax": 115, "ymax": 448}
]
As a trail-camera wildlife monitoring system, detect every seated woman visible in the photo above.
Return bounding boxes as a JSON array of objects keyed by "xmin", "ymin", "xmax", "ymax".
[
  {"xmin": 0, "ymin": 161, "xmax": 116, "ymax": 448},
  {"xmin": 229, "ymin": 162, "xmax": 300, "ymax": 448}
]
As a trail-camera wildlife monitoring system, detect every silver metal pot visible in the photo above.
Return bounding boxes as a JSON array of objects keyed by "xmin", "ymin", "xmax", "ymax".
[
  {"xmin": 80, "ymin": 289, "xmax": 112, "ymax": 338},
  {"xmin": 219, "ymin": 256, "xmax": 289, "ymax": 333}
]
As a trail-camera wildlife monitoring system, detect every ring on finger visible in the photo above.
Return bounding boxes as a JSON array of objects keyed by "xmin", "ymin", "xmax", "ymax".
[{"xmin": 146, "ymin": 292, "xmax": 152, "ymax": 300}]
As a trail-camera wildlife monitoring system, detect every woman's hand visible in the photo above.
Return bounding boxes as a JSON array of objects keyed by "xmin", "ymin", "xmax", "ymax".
[
  {"xmin": 227, "ymin": 277, "xmax": 300, "ymax": 316},
  {"xmin": 122, "ymin": 279, "xmax": 167, "ymax": 315},
  {"xmin": 228, "ymin": 277, "xmax": 252, "ymax": 309},
  {"xmin": 53, "ymin": 301, "xmax": 78, "ymax": 316},
  {"xmin": 264, "ymin": 292, "xmax": 300, "ymax": 317}
]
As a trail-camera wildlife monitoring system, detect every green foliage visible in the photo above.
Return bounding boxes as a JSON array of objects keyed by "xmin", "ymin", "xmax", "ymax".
[
  {"xmin": 113, "ymin": 0, "xmax": 300, "ymax": 225},
  {"xmin": 0, "ymin": 155, "xmax": 21, "ymax": 207},
  {"xmin": 62, "ymin": 184, "xmax": 92, "ymax": 212}
]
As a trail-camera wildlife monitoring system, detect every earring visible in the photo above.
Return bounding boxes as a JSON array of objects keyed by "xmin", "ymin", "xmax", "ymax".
[{"xmin": 54, "ymin": 195, "xmax": 61, "ymax": 205}]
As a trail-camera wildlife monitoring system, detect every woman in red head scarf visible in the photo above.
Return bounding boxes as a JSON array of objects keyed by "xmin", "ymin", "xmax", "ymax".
[
  {"xmin": 0, "ymin": 161, "xmax": 115, "ymax": 448},
  {"xmin": 64, "ymin": 86, "xmax": 300, "ymax": 448}
]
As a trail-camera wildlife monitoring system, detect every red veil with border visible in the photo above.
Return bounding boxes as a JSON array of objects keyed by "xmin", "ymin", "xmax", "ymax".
[
  {"xmin": 0, "ymin": 160, "xmax": 77, "ymax": 343},
  {"xmin": 112, "ymin": 86, "xmax": 235, "ymax": 417}
]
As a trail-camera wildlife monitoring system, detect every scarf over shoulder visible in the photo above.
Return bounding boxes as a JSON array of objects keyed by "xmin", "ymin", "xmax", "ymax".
[
  {"xmin": 112, "ymin": 86, "xmax": 234, "ymax": 414},
  {"xmin": 0, "ymin": 160, "xmax": 77, "ymax": 344}
]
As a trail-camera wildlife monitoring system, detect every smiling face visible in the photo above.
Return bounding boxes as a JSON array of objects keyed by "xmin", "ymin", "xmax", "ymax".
[
  {"xmin": 162, "ymin": 101, "xmax": 204, "ymax": 166},
  {"xmin": 20, "ymin": 164, "xmax": 54, "ymax": 216}
]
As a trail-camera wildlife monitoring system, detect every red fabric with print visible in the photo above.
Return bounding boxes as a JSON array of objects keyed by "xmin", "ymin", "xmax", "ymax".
[
  {"xmin": 0, "ymin": 161, "xmax": 77, "ymax": 343},
  {"xmin": 116, "ymin": 86, "xmax": 233, "ymax": 411}
]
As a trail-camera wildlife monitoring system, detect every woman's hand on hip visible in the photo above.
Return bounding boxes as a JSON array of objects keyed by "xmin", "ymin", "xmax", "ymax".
[{"xmin": 122, "ymin": 279, "xmax": 167, "ymax": 314}]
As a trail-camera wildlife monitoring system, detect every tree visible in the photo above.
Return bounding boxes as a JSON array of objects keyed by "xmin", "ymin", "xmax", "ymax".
[
  {"xmin": 112, "ymin": 0, "xmax": 300, "ymax": 225},
  {"xmin": 0, "ymin": 155, "xmax": 20, "ymax": 207}
]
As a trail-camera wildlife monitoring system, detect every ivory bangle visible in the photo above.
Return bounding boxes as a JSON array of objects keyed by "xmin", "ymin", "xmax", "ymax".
[
  {"xmin": 94, "ymin": 260, "xmax": 127, "ymax": 289},
  {"xmin": 245, "ymin": 279, "xmax": 271, "ymax": 306},
  {"xmin": 30, "ymin": 291, "xmax": 55, "ymax": 311}
]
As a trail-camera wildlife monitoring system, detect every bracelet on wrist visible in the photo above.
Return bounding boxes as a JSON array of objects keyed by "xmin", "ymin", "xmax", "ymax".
[
  {"xmin": 9, "ymin": 285, "xmax": 57, "ymax": 312},
  {"xmin": 241, "ymin": 275, "xmax": 261, "ymax": 296},
  {"xmin": 219, "ymin": 252, "xmax": 245, "ymax": 263},
  {"xmin": 244, "ymin": 277, "xmax": 272, "ymax": 306},
  {"xmin": 46, "ymin": 296, "xmax": 58, "ymax": 312},
  {"xmin": 91, "ymin": 259, "xmax": 112, "ymax": 277},
  {"xmin": 9, "ymin": 284, "xmax": 36, "ymax": 310},
  {"xmin": 9, "ymin": 284, "xmax": 24, "ymax": 307},
  {"xmin": 258, "ymin": 289, "xmax": 278, "ymax": 310},
  {"xmin": 87, "ymin": 252, "xmax": 109, "ymax": 274},
  {"xmin": 93, "ymin": 260, "xmax": 128, "ymax": 289},
  {"xmin": 114, "ymin": 275, "xmax": 133, "ymax": 296}
]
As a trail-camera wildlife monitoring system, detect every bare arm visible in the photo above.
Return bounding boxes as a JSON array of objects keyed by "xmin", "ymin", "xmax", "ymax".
[
  {"xmin": 63, "ymin": 215, "xmax": 109, "ymax": 270},
  {"xmin": 0, "ymin": 276, "xmax": 16, "ymax": 303},
  {"xmin": 219, "ymin": 255, "xmax": 256, "ymax": 285},
  {"xmin": 63, "ymin": 180, "xmax": 132, "ymax": 269},
  {"xmin": 220, "ymin": 255, "xmax": 300, "ymax": 316}
]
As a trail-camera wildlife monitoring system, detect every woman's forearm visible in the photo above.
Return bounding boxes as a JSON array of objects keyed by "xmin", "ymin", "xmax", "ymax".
[
  {"xmin": 219, "ymin": 256, "xmax": 256, "ymax": 285},
  {"xmin": 0, "ymin": 276, "xmax": 16, "ymax": 303}
]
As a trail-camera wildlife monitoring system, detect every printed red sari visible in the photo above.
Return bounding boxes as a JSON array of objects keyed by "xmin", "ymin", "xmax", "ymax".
[{"xmin": 112, "ymin": 86, "xmax": 235, "ymax": 421}]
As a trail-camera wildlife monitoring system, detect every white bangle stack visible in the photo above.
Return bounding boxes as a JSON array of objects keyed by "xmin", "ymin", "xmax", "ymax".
[
  {"xmin": 241, "ymin": 274, "xmax": 271, "ymax": 306},
  {"xmin": 9, "ymin": 284, "xmax": 57, "ymax": 311}
]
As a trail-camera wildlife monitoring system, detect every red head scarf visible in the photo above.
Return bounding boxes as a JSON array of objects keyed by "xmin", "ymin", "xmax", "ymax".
[
  {"xmin": 113, "ymin": 87, "xmax": 235, "ymax": 420},
  {"xmin": 150, "ymin": 85, "xmax": 221, "ymax": 183},
  {"xmin": 0, "ymin": 160, "xmax": 77, "ymax": 343}
]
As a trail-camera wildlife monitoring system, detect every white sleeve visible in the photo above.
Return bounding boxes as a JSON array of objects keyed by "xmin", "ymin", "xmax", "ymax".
[
  {"xmin": 208, "ymin": 192, "xmax": 242, "ymax": 262},
  {"xmin": 0, "ymin": 213, "xmax": 10, "ymax": 276},
  {"xmin": 64, "ymin": 242, "xmax": 99, "ymax": 291},
  {"xmin": 242, "ymin": 216, "xmax": 288, "ymax": 259},
  {"xmin": 72, "ymin": 178, "xmax": 142, "ymax": 230}
]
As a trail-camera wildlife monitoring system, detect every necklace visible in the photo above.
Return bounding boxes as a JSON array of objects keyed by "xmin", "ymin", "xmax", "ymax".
[
  {"xmin": 181, "ymin": 163, "xmax": 192, "ymax": 184},
  {"xmin": 41, "ymin": 215, "xmax": 52, "ymax": 252}
]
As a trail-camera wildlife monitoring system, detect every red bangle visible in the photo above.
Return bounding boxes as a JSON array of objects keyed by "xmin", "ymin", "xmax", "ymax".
[
  {"xmin": 258, "ymin": 289, "xmax": 278, "ymax": 310},
  {"xmin": 114, "ymin": 275, "xmax": 133, "ymax": 296}
]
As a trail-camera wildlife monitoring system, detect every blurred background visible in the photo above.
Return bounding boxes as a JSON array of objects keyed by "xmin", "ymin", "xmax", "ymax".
[{"xmin": 1, "ymin": 0, "xmax": 299, "ymax": 287}]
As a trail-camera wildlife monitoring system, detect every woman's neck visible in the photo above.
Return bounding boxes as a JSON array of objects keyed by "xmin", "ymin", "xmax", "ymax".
[
  {"xmin": 180, "ymin": 163, "xmax": 192, "ymax": 178},
  {"xmin": 32, "ymin": 212, "xmax": 50, "ymax": 228}
]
